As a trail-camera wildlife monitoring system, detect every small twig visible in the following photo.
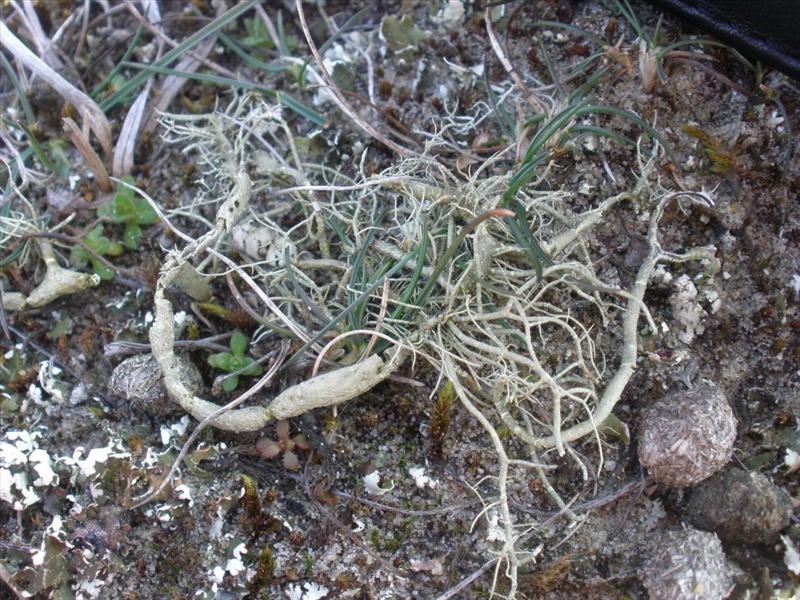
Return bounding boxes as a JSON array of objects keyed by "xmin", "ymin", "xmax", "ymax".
[
  {"xmin": 667, "ymin": 56, "xmax": 749, "ymax": 96},
  {"xmin": 510, "ymin": 476, "xmax": 645, "ymax": 520},
  {"xmin": 238, "ymin": 456, "xmax": 477, "ymax": 516},
  {"xmin": 485, "ymin": 7, "xmax": 548, "ymax": 114},
  {"xmin": 295, "ymin": 0, "xmax": 417, "ymax": 158},
  {"xmin": 73, "ymin": 0, "xmax": 91, "ymax": 62},
  {"xmin": 123, "ymin": 0, "xmax": 236, "ymax": 79},
  {"xmin": 434, "ymin": 556, "xmax": 498, "ymax": 600},
  {"xmin": 340, "ymin": 89, "xmax": 423, "ymax": 150},
  {"xmin": 225, "ymin": 272, "xmax": 294, "ymax": 337},
  {"xmin": 86, "ymin": 2, "xmax": 127, "ymax": 29},
  {"xmin": 301, "ymin": 457, "xmax": 405, "ymax": 579},
  {"xmin": 103, "ymin": 334, "xmax": 232, "ymax": 358}
]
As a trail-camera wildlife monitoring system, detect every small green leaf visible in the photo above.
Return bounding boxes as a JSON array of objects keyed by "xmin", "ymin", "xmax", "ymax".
[
  {"xmin": 228, "ymin": 355, "xmax": 246, "ymax": 371},
  {"xmin": 599, "ymin": 413, "xmax": 631, "ymax": 445},
  {"xmin": 123, "ymin": 223, "xmax": 142, "ymax": 250},
  {"xmin": 106, "ymin": 240, "xmax": 124, "ymax": 257},
  {"xmin": 244, "ymin": 362, "xmax": 263, "ymax": 377},
  {"xmin": 239, "ymin": 356, "xmax": 261, "ymax": 377},
  {"xmin": 45, "ymin": 139, "xmax": 71, "ymax": 177},
  {"xmin": 85, "ymin": 226, "xmax": 110, "ymax": 253},
  {"xmin": 118, "ymin": 175, "xmax": 136, "ymax": 198},
  {"xmin": 133, "ymin": 197, "xmax": 158, "ymax": 224},
  {"xmin": 331, "ymin": 63, "xmax": 356, "ymax": 93},
  {"xmin": 91, "ymin": 259, "xmax": 115, "ymax": 281},
  {"xmin": 209, "ymin": 352, "xmax": 234, "ymax": 370},
  {"xmin": 111, "ymin": 194, "xmax": 136, "ymax": 223},
  {"xmin": 230, "ymin": 331, "xmax": 248, "ymax": 357},
  {"xmin": 47, "ymin": 318, "xmax": 74, "ymax": 340},
  {"xmin": 70, "ymin": 245, "xmax": 89, "ymax": 267},
  {"xmin": 222, "ymin": 375, "xmax": 239, "ymax": 392},
  {"xmin": 380, "ymin": 15, "xmax": 429, "ymax": 54}
]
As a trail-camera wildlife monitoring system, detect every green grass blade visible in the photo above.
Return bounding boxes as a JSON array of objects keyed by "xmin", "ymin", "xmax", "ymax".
[
  {"xmin": 655, "ymin": 38, "xmax": 728, "ymax": 59},
  {"xmin": 504, "ymin": 152, "xmax": 549, "ymax": 205},
  {"xmin": 284, "ymin": 248, "xmax": 328, "ymax": 325},
  {"xmin": 512, "ymin": 102, "xmax": 673, "ymax": 204},
  {"xmin": 0, "ymin": 53, "xmax": 34, "ymax": 124},
  {"xmin": 563, "ymin": 52, "xmax": 606, "ymax": 83},
  {"xmin": 612, "ymin": 0, "xmax": 646, "ymax": 44},
  {"xmin": 416, "ymin": 210, "xmax": 514, "ymax": 309},
  {"xmin": 577, "ymin": 104, "xmax": 676, "ymax": 163},
  {"xmin": 391, "ymin": 220, "xmax": 429, "ymax": 321},
  {"xmin": 282, "ymin": 249, "xmax": 416, "ymax": 370},
  {"xmin": 18, "ymin": 123, "xmax": 55, "ymax": 173},
  {"xmin": 279, "ymin": 92, "xmax": 326, "ymax": 126},
  {"xmin": 568, "ymin": 65, "xmax": 609, "ymax": 103},
  {"xmin": 100, "ymin": 0, "xmax": 259, "ymax": 111},
  {"xmin": 653, "ymin": 14, "xmax": 664, "ymax": 45},
  {"xmin": 348, "ymin": 225, "xmax": 380, "ymax": 330},
  {"xmin": 91, "ymin": 24, "xmax": 144, "ymax": 98},
  {"xmin": 503, "ymin": 100, "xmax": 669, "ymax": 277},
  {"xmin": 513, "ymin": 101, "xmax": 588, "ymax": 188},
  {"xmin": 217, "ymin": 31, "xmax": 291, "ymax": 73},
  {"xmin": 483, "ymin": 63, "xmax": 515, "ymax": 137},
  {"xmin": 567, "ymin": 124, "xmax": 636, "ymax": 148},
  {"xmin": 324, "ymin": 216, "xmax": 354, "ymax": 251},
  {"xmin": 508, "ymin": 198, "xmax": 553, "ymax": 279},
  {"xmin": 538, "ymin": 39, "xmax": 564, "ymax": 97},
  {"xmin": 119, "ymin": 61, "xmax": 325, "ymax": 125}
]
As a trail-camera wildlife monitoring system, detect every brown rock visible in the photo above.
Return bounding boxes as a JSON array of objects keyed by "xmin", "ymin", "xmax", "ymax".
[
  {"xmin": 686, "ymin": 467, "xmax": 793, "ymax": 544},
  {"xmin": 643, "ymin": 527, "xmax": 733, "ymax": 600},
  {"xmin": 109, "ymin": 353, "xmax": 202, "ymax": 417},
  {"xmin": 638, "ymin": 382, "xmax": 736, "ymax": 487}
]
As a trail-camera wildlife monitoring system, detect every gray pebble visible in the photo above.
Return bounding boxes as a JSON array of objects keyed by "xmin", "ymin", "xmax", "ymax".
[
  {"xmin": 108, "ymin": 353, "xmax": 202, "ymax": 417},
  {"xmin": 638, "ymin": 382, "xmax": 736, "ymax": 487},
  {"xmin": 686, "ymin": 467, "xmax": 793, "ymax": 544},
  {"xmin": 643, "ymin": 527, "xmax": 733, "ymax": 600}
]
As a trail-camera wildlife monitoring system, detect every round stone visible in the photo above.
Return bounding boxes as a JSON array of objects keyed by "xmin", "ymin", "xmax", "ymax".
[
  {"xmin": 638, "ymin": 382, "xmax": 736, "ymax": 487},
  {"xmin": 686, "ymin": 467, "xmax": 793, "ymax": 544},
  {"xmin": 643, "ymin": 527, "xmax": 733, "ymax": 600},
  {"xmin": 109, "ymin": 353, "xmax": 202, "ymax": 417}
]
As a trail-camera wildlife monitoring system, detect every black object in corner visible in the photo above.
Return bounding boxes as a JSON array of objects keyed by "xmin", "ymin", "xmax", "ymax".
[{"xmin": 647, "ymin": 0, "xmax": 800, "ymax": 80}]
